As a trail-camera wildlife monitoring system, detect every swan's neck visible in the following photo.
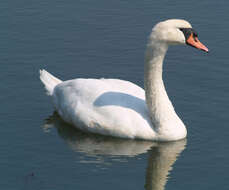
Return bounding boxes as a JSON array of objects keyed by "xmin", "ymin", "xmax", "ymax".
[{"xmin": 144, "ymin": 40, "xmax": 186, "ymax": 139}]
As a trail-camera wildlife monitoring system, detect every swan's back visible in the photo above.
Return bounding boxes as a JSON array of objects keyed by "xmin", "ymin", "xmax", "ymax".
[{"xmin": 52, "ymin": 78, "xmax": 155, "ymax": 139}]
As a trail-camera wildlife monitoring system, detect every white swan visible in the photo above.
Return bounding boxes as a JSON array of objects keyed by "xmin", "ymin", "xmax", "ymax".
[{"xmin": 40, "ymin": 19, "xmax": 208, "ymax": 141}]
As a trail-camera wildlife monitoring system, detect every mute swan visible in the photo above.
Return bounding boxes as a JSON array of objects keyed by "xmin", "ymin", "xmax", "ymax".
[{"xmin": 40, "ymin": 19, "xmax": 208, "ymax": 141}]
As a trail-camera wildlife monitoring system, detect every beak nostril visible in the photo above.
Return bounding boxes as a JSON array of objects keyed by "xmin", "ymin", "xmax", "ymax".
[{"xmin": 194, "ymin": 37, "xmax": 198, "ymax": 42}]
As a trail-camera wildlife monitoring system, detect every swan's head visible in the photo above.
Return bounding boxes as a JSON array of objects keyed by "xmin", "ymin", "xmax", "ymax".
[{"xmin": 150, "ymin": 19, "xmax": 208, "ymax": 52}]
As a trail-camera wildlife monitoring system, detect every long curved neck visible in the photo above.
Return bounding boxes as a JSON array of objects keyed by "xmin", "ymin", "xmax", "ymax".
[{"xmin": 144, "ymin": 40, "xmax": 179, "ymax": 131}]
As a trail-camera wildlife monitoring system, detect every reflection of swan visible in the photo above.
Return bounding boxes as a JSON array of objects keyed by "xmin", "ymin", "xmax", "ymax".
[
  {"xmin": 145, "ymin": 140, "xmax": 186, "ymax": 190},
  {"xmin": 43, "ymin": 113, "xmax": 186, "ymax": 190},
  {"xmin": 40, "ymin": 19, "xmax": 208, "ymax": 141},
  {"xmin": 44, "ymin": 112, "xmax": 154, "ymax": 157}
]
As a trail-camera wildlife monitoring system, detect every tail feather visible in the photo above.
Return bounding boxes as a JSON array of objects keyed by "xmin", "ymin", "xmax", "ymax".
[{"xmin": 39, "ymin": 69, "xmax": 62, "ymax": 96}]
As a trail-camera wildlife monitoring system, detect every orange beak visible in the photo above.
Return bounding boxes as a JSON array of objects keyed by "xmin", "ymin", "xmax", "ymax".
[{"xmin": 186, "ymin": 33, "xmax": 209, "ymax": 52}]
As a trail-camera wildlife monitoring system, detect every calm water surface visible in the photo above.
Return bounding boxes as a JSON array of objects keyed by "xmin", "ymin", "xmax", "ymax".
[{"xmin": 1, "ymin": 0, "xmax": 229, "ymax": 189}]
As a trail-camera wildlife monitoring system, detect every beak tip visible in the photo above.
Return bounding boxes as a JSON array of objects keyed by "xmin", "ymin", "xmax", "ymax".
[
  {"xmin": 187, "ymin": 35, "xmax": 209, "ymax": 53},
  {"xmin": 203, "ymin": 47, "xmax": 209, "ymax": 53}
]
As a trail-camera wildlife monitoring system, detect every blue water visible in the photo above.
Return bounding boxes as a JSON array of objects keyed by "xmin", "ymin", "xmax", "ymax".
[{"xmin": 1, "ymin": 0, "xmax": 229, "ymax": 189}]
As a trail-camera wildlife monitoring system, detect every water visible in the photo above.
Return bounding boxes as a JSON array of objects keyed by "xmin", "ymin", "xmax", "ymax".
[{"xmin": 1, "ymin": 0, "xmax": 229, "ymax": 189}]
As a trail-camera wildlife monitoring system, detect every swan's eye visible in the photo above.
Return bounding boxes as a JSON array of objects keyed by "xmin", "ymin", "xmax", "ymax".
[
  {"xmin": 192, "ymin": 29, "xmax": 198, "ymax": 35},
  {"xmin": 179, "ymin": 28, "xmax": 192, "ymax": 40},
  {"xmin": 192, "ymin": 31, "xmax": 198, "ymax": 42},
  {"xmin": 179, "ymin": 28, "xmax": 198, "ymax": 42},
  {"xmin": 193, "ymin": 31, "xmax": 198, "ymax": 37}
]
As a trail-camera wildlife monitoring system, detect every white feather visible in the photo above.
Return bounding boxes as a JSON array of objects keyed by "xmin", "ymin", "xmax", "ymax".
[{"xmin": 39, "ymin": 69, "xmax": 62, "ymax": 95}]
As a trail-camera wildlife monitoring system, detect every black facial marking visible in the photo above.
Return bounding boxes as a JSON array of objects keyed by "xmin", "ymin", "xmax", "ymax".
[{"xmin": 179, "ymin": 28, "xmax": 198, "ymax": 41}]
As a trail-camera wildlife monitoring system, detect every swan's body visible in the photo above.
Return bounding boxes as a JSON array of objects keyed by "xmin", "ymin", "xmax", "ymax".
[{"xmin": 40, "ymin": 19, "xmax": 208, "ymax": 141}]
